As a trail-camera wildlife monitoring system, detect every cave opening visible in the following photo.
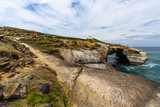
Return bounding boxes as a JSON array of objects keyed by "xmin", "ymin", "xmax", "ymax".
[{"xmin": 107, "ymin": 48, "xmax": 130, "ymax": 66}]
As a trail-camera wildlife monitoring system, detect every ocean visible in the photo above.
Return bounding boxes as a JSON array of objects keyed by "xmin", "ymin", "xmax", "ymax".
[{"xmin": 108, "ymin": 47, "xmax": 160, "ymax": 83}]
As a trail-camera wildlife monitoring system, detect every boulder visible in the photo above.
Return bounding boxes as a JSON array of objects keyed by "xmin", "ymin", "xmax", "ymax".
[
  {"xmin": 6, "ymin": 83, "xmax": 27, "ymax": 101},
  {"xmin": 11, "ymin": 52, "xmax": 19, "ymax": 59},
  {"xmin": 39, "ymin": 83, "xmax": 50, "ymax": 94}
]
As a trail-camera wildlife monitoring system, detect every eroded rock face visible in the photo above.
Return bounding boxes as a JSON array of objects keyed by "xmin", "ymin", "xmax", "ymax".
[
  {"xmin": 60, "ymin": 49, "xmax": 104, "ymax": 65},
  {"xmin": 125, "ymin": 48, "xmax": 148, "ymax": 65},
  {"xmin": 6, "ymin": 83, "xmax": 27, "ymax": 101},
  {"xmin": 109, "ymin": 47, "xmax": 148, "ymax": 65},
  {"xmin": 59, "ymin": 48, "xmax": 109, "ymax": 70},
  {"xmin": 72, "ymin": 68, "xmax": 160, "ymax": 107}
]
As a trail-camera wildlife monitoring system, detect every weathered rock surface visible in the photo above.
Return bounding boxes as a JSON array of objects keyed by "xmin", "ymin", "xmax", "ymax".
[
  {"xmin": 72, "ymin": 67, "xmax": 160, "ymax": 107},
  {"xmin": 84, "ymin": 64, "xmax": 108, "ymax": 69},
  {"xmin": 40, "ymin": 103, "xmax": 53, "ymax": 107},
  {"xmin": 125, "ymin": 47, "xmax": 148, "ymax": 65},
  {"xmin": 6, "ymin": 83, "xmax": 27, "ymax": 101},
  {"xmin": 109, "ymin": 47, "xmax": 148, "ymax": 65},
  {"xmin": 59, "ymin": 48, "xmax": 108, "ymax": 69},
  {"xmin": 39, "ymin": 83, "xmax": 50, "ymax": 94},
  {"xmin": 60, "ymin": 49, "xmax": 104, "ymax": 65}
]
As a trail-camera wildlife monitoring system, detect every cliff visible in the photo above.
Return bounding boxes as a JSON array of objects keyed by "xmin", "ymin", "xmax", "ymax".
[{"xmin": 0, "ymin": 26, "xmax": 159, "ymax": 107}]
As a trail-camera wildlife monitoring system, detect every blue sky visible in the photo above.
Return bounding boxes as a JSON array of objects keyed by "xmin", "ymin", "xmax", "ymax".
[{"xmin": 0, "ymin": 0, "xmax": 160, "ymax": 46}]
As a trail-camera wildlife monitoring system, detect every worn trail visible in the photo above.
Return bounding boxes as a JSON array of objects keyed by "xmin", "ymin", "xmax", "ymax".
[{"xmin": 20, "ymin": 42, "xmax": 83, "ymax": 90}]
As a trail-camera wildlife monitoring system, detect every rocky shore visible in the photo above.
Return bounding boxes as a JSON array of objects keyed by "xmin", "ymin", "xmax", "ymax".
[{"xmin": 0, "ymin": 27, "xmax": 159, "ymax": 107}]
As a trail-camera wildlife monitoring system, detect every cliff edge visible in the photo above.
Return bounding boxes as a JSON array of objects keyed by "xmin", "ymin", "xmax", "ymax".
[{"xmin": 0, "ymin": 27, "xmax": 159, "ymax": 107}]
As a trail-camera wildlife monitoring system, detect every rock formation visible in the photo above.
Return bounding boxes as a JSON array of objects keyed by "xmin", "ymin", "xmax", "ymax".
[
  {"xmin": 0, "ymin": 27, "xmax": 159, "ymax": 107},
  {"xmin": 108, "ymin": 46, "xmax": 148, "ymax": 65}
]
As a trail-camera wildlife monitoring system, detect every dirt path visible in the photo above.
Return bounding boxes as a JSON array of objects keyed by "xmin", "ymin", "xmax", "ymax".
[{"xmin": 20, "ymin": 42, "xmax": 83, "ymax": 89}]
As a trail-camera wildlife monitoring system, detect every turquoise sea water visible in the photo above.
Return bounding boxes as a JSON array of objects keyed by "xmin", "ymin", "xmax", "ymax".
[{"xmin": 108, "ymin": 47, "xmax": 160, "ymax": 83}]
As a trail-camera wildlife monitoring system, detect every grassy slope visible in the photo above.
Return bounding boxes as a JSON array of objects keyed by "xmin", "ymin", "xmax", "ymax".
[
  {"xmin": 0, "ymin": 27, "xmax": 128, "ymax": 59},
  {"xmin": 0, "ymin": 36, "xmax": 69, "ymax": 107},
  {"xmin": 4, "ymin": 67, "xmax": 69, "ymax": 107}
]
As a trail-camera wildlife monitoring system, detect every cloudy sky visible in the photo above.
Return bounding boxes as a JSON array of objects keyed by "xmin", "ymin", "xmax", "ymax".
[{"xmin": 0, "ymin": 0, "xmax": 160, "ymax": 46}]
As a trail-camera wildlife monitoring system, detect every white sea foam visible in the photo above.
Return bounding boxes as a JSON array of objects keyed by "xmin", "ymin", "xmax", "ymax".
[{"xmin": 142, "ymin": 63, "xmax": 158, "ymax": 68}]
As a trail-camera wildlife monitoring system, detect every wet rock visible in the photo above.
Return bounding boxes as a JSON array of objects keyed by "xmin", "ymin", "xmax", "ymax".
[
  {"xmin": 11, "ymin": 52, "xmax": 19, "ymax": 59},
  {"xmin": 0, "ymin": 93, "xmax": 4, "ymax": 102},
  {"xmin": 6, "ymin": 83, "xmax": 27, "ymax": 101},
  {"xmin": 40, "ymin": 103, "xmax": 53, "ymax": 107},
  {"xmin": 2, "ymin": 73, "xmax": 15, "ymax": 78},
  {"xmin": 39, "ymin": 83, "xmax": 50, "ymax": 94}
]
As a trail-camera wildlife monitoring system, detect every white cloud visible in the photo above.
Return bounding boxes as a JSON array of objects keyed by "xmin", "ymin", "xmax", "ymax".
[{"xmin": 0, "ymin": 0, "xmax": 160, "ymax": 46}]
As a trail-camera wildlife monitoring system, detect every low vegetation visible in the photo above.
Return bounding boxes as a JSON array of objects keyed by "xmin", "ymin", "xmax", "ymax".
[
  {"xmin": 4, "ymin": 67, "xmax": 69, "ymax": 107},
  {"xmin": 0, "ymin": 26, "xmax": 129, "ymax": 59}
]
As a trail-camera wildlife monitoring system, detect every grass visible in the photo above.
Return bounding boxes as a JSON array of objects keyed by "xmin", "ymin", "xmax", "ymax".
[
  {"xmin": 25, "ymin": 79, "xmax": 69, "ymax": 107},
  {"xmin": 87, "ymin": 38, "xmax": 128, "ymax": 48},
  {"xmin": 0, "ymin": 41, "xmax": 21, "ymax": 55},
  {"xmin": 0, "ymin": 26, "xmax": 129, "ymax": 52},
  {"xmin": 19, "ymin": 37, "xmax": 100, "ymax": 60},
  {"xmin": 20, "ymin": 38, "xmax": 64, "ymax": 60},
  {"xmin": 5, "ymin": 71, "xmax": 69, "ymax": 107}
]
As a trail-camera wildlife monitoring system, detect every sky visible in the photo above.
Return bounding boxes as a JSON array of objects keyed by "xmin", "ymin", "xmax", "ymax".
[{"xmin": 0, "ymin": 0, "xmax": 160, "ymax": 47}]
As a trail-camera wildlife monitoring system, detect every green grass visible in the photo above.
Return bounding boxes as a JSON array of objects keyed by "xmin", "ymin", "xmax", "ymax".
[
  {"xmin": 0, "ymin": 26, "xmax": 57, "ymax": 37},
  {"xmin": 26, "ymin": 92, "xmax": 50, "ymax": 106},
  {"xmin": 8, "ymin": 79, "xmax": 69, "ymax": 107},
  {"xmin": 0, "ymin": 26, "xmax": 128, "ymax": 48},
  {"xmin": 0, "ymin": 26, "xmax": 129, "ymax": 51},
  {"xmin": 25, "ymin": 80, "xmax": 69, "ymax": 106},
  {"xmin": 20, "ymin": 38, "xmax": 64, "ymax": 60}
]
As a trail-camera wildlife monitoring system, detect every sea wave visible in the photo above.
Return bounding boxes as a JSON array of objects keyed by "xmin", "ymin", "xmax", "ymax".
[{"xmin": 142, "ymin": 63, "xmax": 158, "ymax": 68}]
